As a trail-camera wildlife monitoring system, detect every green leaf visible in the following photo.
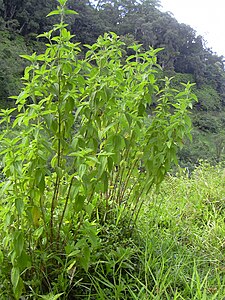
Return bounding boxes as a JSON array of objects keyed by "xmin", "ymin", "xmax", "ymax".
[
  {"xmin": 13, "ymin": 277, "xmax": 24, "ymax": 300},
  {"xmin": 47, "ymin": 10, "xmax": 61, "ymax": 17},
  {"xmin": 20, "ymin": 54, "xmax": 35, "ymax": 62},
  {"xmin": 11, "ymin": 267, "xmax": 20, "ymax": 290},
  {"xmin": 67, "ymin": 250, "xmax": 80, "ymax": 258},
  {"xmin": 138, "ymin": 103, "xmax": 146, "ymax": 116},
  {"xmin": 17, "ymin": 251, "xmax": 31, "ymax": 270},
  {"xmin": 61, "ymin": 28, "xmax": 69, "ymax": 39},
  {"xmin": 64, "ymin": 9, "xmax": 78, "ymax": 15},
  {"xmin": 84, "ymin": 221, "xmax": 98, "ymax": 248},
  {"xmin": 74, "ymin": 195, "xmax": 85, "ymax": 212},
  {"xmin": 113, "ymin": 134, "xmax": 125, "ymax": 150},
  {"xmin": 15, "ymin": 199, "xmax": 24, "ymax": 216},
  {"xmin": 32, "ymin": 206, "xmax": 41, "ymax": 227},
  {"xmin": 55, "ymin": 166, "xmax": 63, "ymax": 178},
  {"xmin": 13, "ymin": 232, "xmax": 24, "ymax": 257},
  {"xmin": 97, "ymin": 156, "xmax": 108, "ymax": 178},
  {"xmin": 0, "ymin": 180, "xmax": 11, "ymax": 196},
  {"xmin": 0, "ymin": 250, "xmax": 3, "ymax": 264},
  {"xmin": 79, "ymin": 244, "xmax": 90, "ymax": 272},
  {"xmin": 107, "ymin": 156, "xmax": 113, "ymax": 172},
  {"xmin": 78, "ymin": 164, "xmax": 87, "ymax": 178},
  {"xmin": 58, "ymin": 0, "xmax": 67, "ymax": 5},
  {"xmin": 39, "ymin": 293, "xmax": 64, "ymax": 300}
]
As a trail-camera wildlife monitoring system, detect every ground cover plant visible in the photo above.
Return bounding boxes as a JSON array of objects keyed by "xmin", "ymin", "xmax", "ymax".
[
  {"xmin": 136, "ymin": 162, "xmax": 225, "ymax": 299},
  {"xmin": 0, "ymin": 0, "xmax": 197, "ymax": 298}
]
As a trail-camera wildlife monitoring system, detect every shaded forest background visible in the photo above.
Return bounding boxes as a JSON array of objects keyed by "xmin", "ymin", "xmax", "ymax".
[{"xmin": 0, "ymin": 0, "xmax": 225, "ymax": 166}]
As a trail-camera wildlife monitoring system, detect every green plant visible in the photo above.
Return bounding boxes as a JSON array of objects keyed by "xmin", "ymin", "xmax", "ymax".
[
  {"xmin": 135, "ymin": 162, "xmax": 225, "ymax": 300},
  {"xmin": 0, "ymin": 0, "xmax": 196, "ymax": 298}
]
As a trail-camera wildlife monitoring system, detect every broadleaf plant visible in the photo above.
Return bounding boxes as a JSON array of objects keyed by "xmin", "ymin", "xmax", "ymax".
[{"xmin": 0, "ymin": 0, "xmax": 196, "ymax": 297}]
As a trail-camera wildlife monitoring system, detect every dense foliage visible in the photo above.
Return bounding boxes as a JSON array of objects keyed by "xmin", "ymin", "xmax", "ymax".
[
  {"xmin": 0, "ymin": 0, "xmax": 225, "ymax": 164},
  {"xmin": 0, "ymin": 1, "xmax": 196, "ymax": 298}
]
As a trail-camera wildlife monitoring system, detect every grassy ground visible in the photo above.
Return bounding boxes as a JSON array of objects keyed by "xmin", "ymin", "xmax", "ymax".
[{"xmin": 134, "ymin": 162, "xmax": 225, "ymax": 299}]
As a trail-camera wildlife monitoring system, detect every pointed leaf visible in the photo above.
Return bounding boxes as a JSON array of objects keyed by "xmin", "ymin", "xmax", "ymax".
[
  {"xmin": 64, "ymin": 9, "xmax": 78, "ymax": 15},
  {"xmin": 47, "ymin": 10, "xmax": 60, "ymax": 17}
]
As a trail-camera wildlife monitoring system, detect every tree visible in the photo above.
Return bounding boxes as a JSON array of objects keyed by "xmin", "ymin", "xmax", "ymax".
[
  {"xmin": 0, "ymin": 31, "xmax": 28, "ymax": 105},
  {"xmin": 67, "ymin": 0, "xmax": 107, "ymax": 44},
  {"xmin": 0, "ymin": 0, "xmax": 57, "ymax": 34}
]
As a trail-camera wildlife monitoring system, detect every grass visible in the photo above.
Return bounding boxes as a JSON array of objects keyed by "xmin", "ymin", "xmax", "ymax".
[{"xmin": 134, "ymin": 162, "xmax": 225, "ymax": 299}]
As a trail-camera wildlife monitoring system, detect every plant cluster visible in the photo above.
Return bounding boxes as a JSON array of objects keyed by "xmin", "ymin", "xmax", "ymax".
[{"xmin": 0, "ymin": 0, "xmax": 195, "ymax": 298}]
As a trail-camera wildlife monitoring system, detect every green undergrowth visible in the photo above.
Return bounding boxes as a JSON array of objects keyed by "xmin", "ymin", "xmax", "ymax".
[{"xmin": 135, "ymin": 162, "xmax": 225, "ymax": 299}]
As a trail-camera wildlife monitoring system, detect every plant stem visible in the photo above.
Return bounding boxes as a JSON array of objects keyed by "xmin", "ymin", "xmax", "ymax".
[
  {"xmin": 57, "ymin": 176, "xmax": 74, "ymax": 243},
  {"xmin": 50, "ymin": 52, "xmax": 62, "ymax": 244}
]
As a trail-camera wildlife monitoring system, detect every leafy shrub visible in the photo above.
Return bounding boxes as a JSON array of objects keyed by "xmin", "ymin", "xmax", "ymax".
[{"xmin": 0, "ymin": 0, "xmax": 195, "ymax": 298}]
